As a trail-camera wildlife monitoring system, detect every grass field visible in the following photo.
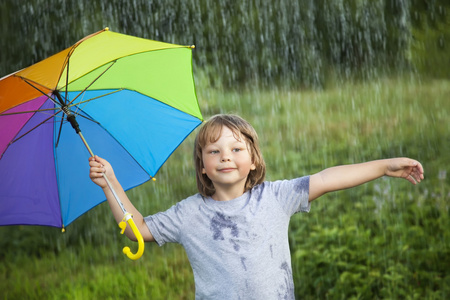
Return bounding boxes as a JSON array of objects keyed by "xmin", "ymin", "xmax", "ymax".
[{"xmin": 1, "ymin": 76, "xmax": 449, "ymax": 299}]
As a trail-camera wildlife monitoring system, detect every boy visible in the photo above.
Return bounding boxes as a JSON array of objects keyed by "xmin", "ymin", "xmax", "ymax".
[{"xmin": 89, "ymin": 114, "xmax": 423, "ymax": 299}]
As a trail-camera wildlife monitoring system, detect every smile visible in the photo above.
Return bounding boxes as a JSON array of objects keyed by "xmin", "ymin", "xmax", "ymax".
[{"xmin": 218, "ymin": 168, "xmax": 236, "ymax": 172}]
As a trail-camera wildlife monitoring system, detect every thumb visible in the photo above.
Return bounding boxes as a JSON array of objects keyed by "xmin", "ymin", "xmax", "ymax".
[{"xmin": 94, "ymin": 155, "xmax": 106, "ymax": 165}]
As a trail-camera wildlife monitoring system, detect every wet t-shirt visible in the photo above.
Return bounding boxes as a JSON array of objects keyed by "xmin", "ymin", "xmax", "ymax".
[{"xmin": 145, "ymin": 176, "xmax": 310, "ymax": 300}]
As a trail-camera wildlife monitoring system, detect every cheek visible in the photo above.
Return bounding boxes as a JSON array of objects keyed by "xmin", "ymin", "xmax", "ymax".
[
  {"xmin": 201, "ymin": 159, "xmax": 207, "ymax": 174},
  {"xmin": 201, "ymin": 155, "xmax": 213, "ymax": 173}
]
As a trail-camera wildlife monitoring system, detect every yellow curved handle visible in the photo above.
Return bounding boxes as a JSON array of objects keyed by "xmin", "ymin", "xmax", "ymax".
[{"xmin": 118, "ymin": 216, "xmax": 145, "ymax": 260}]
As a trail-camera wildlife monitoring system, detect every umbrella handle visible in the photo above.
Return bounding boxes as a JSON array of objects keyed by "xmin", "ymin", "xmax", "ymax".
[
  {"xmin": 76, "ymin": 132, "xmax": 145, "ymax": 260},
  {"xmin": 119, "ymin": 213, "xmax": 145, "ymax": 260}
]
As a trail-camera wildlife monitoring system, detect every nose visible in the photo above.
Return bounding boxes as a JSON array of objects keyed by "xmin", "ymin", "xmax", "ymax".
[{"xmin": 220, "ymin": 151, "xmax": 231, "ymax": 162}]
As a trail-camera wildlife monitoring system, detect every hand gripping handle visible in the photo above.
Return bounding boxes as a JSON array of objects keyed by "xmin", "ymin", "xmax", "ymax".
[
  {"xmin": 77, "ymin": 132, "xmax": 145, "ymax": 260},
  {"xmin": 119, "ymin": 213, "xmax": 145, "ymax": 260}
]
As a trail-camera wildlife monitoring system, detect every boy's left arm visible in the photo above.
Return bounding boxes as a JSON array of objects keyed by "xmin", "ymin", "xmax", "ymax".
[{"xmin": 308, "ymin": 158, "xmax": 424, "ymax": 202}]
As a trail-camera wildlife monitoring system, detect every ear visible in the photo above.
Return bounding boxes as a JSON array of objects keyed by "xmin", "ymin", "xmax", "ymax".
[
  {"xmin": 202, "ymin": 168, "xmax": 207, "ymax": 174},
  {"xmin": 250, "ymin": 163, "xmax": 256, "ymax": 171}
]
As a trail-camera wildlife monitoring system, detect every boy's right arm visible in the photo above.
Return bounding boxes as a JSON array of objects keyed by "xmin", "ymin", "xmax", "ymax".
[{"xmin": 89, "ymin": 155, "xmax": 155, "ymax": 243}]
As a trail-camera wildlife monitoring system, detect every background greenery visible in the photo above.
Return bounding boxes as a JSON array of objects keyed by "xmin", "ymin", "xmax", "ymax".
[
  {"xmin": 1, "ymin": 0, "xmax": 449, "ymax": 87},
  {"xmin": 1, "ymin": 0, "xmax": 449, "ymax": 299}
]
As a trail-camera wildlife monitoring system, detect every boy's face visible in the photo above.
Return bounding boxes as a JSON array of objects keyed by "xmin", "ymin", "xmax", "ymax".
[{"xmin": 202, "ymin": 126, "xmax": 256, "ymax": 198}]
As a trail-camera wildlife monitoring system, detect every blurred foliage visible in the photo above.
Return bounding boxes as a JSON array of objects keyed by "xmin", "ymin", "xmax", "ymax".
[
  {"xmin": 0, "ymin": 0, "xmax": 449, "ymax": 299},
  {"xmin": 410, "ymin": 0, "xmax": 450, "ymax": 78},
  {"xmin": 290, "ymin": 177, "xmax": 449, "ymax": 299},
  {"xmin": 1, "ymin": 77, "xmax": 449, "ymax": 299},
  {"xmin": 0, "ymin": 0, "xmax": 449, "ymax": 88}
]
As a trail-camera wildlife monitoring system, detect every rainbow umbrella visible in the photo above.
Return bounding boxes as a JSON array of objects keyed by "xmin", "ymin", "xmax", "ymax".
[{"xmin": 0, "ymin": 28, "xmax": 203, "ymax": 259}]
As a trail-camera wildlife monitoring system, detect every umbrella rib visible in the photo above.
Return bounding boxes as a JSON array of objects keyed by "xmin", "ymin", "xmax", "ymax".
[
  {"xmin": 57, "ymin": 43, "xmax": 78, "ymax": 93},
  {"xmin": 65, "ymin": 89, "xmax": 123, "ymax": 125},
  {"xmin": 1, "ymin": 78, "xmax": 63, "ymax": 117},
  {"xmin": 70, "ymin": 89, "xmax": 123, "ymax": 111},
  {"xmin": 67, "ymin": 60, "xmax": 117, "ymax": 107},
  {"xmin": 56, "ymin": 30, "xmax": 98, "ymax": 87},
  {"xmin": 72, "ymin": 113, "xmax": 100, "ymax": 125},
  {"xmin": 64, "ymin": 55, "xmax": 71, "ymax": 105},
  {"xmin": 20, "ymin": 77, "xmax": 59, "ymax": 107},
  {"xmin": 0, "ymin": 106, "xmax": 62, "ymax": 116},
  {"xmin": 16, "ymin": 76, "xmax": 52, "ymax": 94},
  {"xmin": 55, "ymin": 111, "xmax": 66, "ymax": 148},
  {"xmin": 10, "ymin": 111, "xmax": 61, "ymax": 145}
]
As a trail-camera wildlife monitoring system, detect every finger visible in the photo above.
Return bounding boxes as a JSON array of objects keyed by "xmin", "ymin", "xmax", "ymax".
[
  {"xmin": 417, "ymin": 164, "xmax": 425, "ymax": 179},
  {"xmin": 90, "ymin": 171, "xmax": 102, "ymax": 178},
  {"xmin": 408, "ymin": 159, "xmax": 424, "ymax": 182},
  {"xmin": 412, "ymin": 165, "xmax": 424, "ymax": 181},
  {"xmin": 415, "ymin": 170, "xmax": 424, "ymax": 182},
  {"xmin": 94, "ymin": 155, "xmax": 107, "ymax": 165},
  {"xmin": 411, "ymin": 160, "xmax": 424, "ymax": 174},
  {"xmin": 407, "ymin": 174, "xmax": 418, "ymax": 185},
  {"xmin": 89, "ymin": 161, "xmax": 102, "ymax": 168},
  {"xmin": 92, "ymin": 166, "xmax": 106, "ymax": 173},
  {"xmin": 92, "ymin": 167, "xmax": 106, "ymax": 176}
]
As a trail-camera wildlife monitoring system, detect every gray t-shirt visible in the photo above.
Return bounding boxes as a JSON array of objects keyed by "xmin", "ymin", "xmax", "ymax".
[{"xmin": 145, "ymin": 176, "xmax": 310, "ymax": 299}]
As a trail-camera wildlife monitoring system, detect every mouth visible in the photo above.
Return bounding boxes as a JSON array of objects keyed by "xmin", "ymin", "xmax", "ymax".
[{"xmin": 218, "ymin": 167, "xmax": 236, "ymax": 173}]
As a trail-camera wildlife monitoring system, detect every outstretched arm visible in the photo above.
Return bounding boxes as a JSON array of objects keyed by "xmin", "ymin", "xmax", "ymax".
[
  {"xmin": 89, "ymin": 155, "xmax": 155, "ymax": 242},
  {"xmin": 308, "ymin": 157, "xmax": 424, "ymax": 202}
]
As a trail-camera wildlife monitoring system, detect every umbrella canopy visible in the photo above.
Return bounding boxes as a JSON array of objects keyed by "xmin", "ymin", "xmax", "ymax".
[{"xmin": 0, "ymin": 28, "xmax": 203, "ymax": 229}]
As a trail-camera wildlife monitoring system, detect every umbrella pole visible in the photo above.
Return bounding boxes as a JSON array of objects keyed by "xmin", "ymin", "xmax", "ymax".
[
  {"xmin": 66, "ymin": 111, "xmax": 144, "ymax": 260},
  {"xmin": 78, "ymin": 133, "xmax": 128, "ymax": 214}
]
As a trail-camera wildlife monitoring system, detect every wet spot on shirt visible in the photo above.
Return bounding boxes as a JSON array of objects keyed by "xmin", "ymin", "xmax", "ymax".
[
  {"xmin": 294, "ymin": 176, "xmax": 309, "ymax": 194},
  {"xmin": 240, "ymin": 257, "xmax": 247, "ymax": 271},
  {"xmin": 230, "ymin": 239, "xmax": 240, "ymax": 251},
  {"xmin": 210, "ymin": 212, "xmax": 239, "ymax": 241},
  {"xmin": 274, "ymin": 189, "xmax": 279, "ymax": 197},
  {"xmin": 159, "ymin": 221, "xmax": 166, "ymax": 230},
  {"xmin": 278, "ymin": 261, "xmax": 294, "ymax": 299}
]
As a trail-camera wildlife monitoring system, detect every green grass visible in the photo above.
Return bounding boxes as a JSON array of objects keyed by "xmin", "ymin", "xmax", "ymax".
[
  {"xmin": 1, "ymin": 76, "xmax": 449, "ymax": 299},
  {"xmin": 1, "ymin": 244, "xmax": 194, "ymax": 299}
]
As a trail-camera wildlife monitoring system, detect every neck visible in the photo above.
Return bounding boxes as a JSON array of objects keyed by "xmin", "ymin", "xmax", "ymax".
[{"xmin": 211, "ymin": 184, "xmax": 246, "ymax": 201}]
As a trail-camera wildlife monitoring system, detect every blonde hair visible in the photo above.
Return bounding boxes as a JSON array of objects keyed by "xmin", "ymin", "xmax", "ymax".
[{"xmin": 194, "ymin": 114, "xmax": 266, "ymax": 196}]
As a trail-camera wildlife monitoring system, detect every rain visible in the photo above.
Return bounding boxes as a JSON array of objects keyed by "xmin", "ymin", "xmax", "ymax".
[{"xmin": 0, "ymin": 0, "xmax": 449, "ymax": 298}]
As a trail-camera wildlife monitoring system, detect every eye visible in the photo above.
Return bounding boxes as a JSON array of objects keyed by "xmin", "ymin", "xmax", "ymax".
[
  {"xmin": 233, "ymin": 148, "xmax": 242, "ymax": 152},
  {"xmin": 210, "ymin": 150, "xmax": 219, "ymax": 154}
]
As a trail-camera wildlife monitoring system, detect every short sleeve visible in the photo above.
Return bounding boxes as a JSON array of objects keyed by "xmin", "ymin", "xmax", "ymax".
[
  {"xmin": 144, "ymin": 202, "xmax": 183, "ymax": 246},
  {"xmin": 271, "ymin": 176, "xmax": 310, "ymax": 216}
]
